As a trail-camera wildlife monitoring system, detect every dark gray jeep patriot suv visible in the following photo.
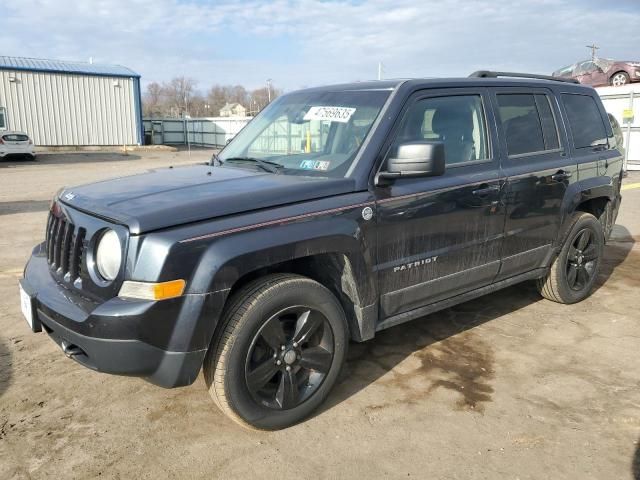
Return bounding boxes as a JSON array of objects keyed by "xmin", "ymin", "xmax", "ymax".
[{"xmin": 20, "ymin": 71, "xmax": 623, "ymax": 429}]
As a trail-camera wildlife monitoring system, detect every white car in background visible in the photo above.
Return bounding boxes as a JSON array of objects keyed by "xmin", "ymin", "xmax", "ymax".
[{"xmin": 0, "ymin": 131, "xmax": 35, "ymax": 160}]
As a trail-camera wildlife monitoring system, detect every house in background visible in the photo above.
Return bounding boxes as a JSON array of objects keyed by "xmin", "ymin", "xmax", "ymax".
[{"xmin": 219, "ymin": 103, "xmax": 247, "ymax": 117}]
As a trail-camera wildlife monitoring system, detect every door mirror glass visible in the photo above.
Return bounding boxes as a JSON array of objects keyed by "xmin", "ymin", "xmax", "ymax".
[{"xmin": 378, "ymin": 141, "xmax": 445, "ymax": 182}]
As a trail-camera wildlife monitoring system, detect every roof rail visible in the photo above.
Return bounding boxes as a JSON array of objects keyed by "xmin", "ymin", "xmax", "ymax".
[{"xmin": 469, "ymin": 70, "xmax": 580, "ymax": 84}]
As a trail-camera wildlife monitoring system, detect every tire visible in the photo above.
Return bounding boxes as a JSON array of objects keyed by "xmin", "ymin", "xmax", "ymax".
[
  {"xmin": 203, "ymin": 273, "xmax": 348, "ymax": 430},
  {"xmin": 537, "ymin": 212, "xmax": 604, "ymax": 304},
  {"xmin": 610, "ymin": 71, "xmax": 630, "ymax": 87}
]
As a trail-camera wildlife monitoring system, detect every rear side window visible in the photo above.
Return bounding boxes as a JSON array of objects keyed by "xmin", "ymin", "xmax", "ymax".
[
  {"xmin": 562, "ymin": 94, "xmax": 608, "ymax": 149},
  {"xmin": 2, "ymin": 134, "xmax": 29, "ymax": 142},
  {"xmin": 496, "ymin": 93, "xmax": 559, "ymax": 156}
]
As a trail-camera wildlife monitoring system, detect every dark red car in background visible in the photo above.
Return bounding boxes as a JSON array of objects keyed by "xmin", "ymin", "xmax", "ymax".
[{"xmin": 553, "ymin": 58, "xmax": 640, "ymax": 86}]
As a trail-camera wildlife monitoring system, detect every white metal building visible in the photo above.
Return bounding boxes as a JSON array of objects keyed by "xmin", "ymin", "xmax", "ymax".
[
  {"xmin": 597, "ymin": 84, "xmax": 640, "ymax": 171},
  {"xmin": 0, "ymin": 56, "xmax": 143, "ymax": 146}
]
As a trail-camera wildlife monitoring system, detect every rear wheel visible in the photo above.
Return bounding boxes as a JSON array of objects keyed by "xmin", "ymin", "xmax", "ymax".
[
  {"xmin": 537, "ymin": 212, "xmax": 604, "ymax": 304},
  {"xmin": 610, "ymin": 72, "xmax": 630, "ymax": 86},
  {"xmin": 203, "ymin": 274, "xmax": 348, "ymax": 430}
]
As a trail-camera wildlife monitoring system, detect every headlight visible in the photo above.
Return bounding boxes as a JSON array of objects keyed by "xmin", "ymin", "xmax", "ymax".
[
  {"xmin": 95, "ymin": 229, "xmax": 122, "ymax": 281},
  {"xmin": 50, "ymin": 187, "xmax": 65, "ymax": 209}
]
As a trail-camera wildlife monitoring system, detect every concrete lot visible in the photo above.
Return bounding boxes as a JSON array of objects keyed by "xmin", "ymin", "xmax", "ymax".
[{"xmin": 0, "ymin": 150, "xmax": 639, "ymax": 479}]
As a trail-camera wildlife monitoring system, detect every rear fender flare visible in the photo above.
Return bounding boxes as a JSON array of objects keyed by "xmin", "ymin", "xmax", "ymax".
[{"xmin": 558, "ymin": 176, "xmax": 615, "ymax": 245}]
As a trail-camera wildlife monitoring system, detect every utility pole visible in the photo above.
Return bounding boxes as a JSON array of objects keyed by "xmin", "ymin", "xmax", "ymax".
[
  {"xmin": 266, "ymin": 79, "xmax": 272, "ymax": 103},
  {"xmin": 586, "ymin": 43, "xmax": 600, "ymax": 60},
  {"xmin": 378, "ymin": 62, "xmax": 384, "ymax": 80}
]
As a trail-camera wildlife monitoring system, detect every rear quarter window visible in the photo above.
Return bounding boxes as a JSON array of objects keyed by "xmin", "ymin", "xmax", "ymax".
[{"xmin": 561, "ymin": 94, "xmax": 608, "ymax": 149}]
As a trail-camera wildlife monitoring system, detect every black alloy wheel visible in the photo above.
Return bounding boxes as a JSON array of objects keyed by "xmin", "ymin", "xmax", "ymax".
[
  {"xmin": 565, "ymin": 228, "xmax": 599, "ymax": 291},
  {"xmin": 204, "ymin": 274, "xmax": 348, "ymax": 430},
  {"xmin": 245, "ymin": 306, "xmax": 334, "ymax": 410},
  {"xmin": 537, "ymin": 211, "xmax": 604, "ymax": 304}
]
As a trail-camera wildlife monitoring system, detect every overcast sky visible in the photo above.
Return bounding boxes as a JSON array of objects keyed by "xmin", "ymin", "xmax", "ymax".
[{"xmin": 2, "ymin": 0, "xmax": 640, "ymax": 92}]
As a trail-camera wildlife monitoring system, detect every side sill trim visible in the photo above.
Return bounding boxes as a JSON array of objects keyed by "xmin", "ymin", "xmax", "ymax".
[{"xmin": 376, "ymin": 268, "xmax": 547, "ymax": 332}]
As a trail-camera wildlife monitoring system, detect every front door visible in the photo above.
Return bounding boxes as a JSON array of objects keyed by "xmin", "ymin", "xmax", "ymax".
[
  {"xmin": 375, "ymin": 89, "xmax": 506, "ymax": 319},
  {"xmin": 490, "ymin": 88, "xmax": 576, "ymax": 280}
]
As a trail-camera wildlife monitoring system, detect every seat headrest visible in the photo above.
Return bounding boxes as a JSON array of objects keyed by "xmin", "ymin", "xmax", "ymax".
[{"xmin": 432, "ymin": 104, "xmax": 474, "ymax": 136}]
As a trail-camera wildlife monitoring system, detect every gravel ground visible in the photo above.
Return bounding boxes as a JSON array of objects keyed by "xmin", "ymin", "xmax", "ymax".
[{"xmin": 1, "ymin": 150, "xmax": 639, "ymax": 479}]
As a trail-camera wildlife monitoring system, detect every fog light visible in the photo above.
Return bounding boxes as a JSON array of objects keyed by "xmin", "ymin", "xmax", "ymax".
[{"xmin": 118, "ymin": 279, "xmax": 186, "ymax": 300}]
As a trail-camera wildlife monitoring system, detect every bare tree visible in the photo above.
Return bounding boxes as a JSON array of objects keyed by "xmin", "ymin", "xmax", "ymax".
[
  {"xmin": 207, "ymin": 85, "xmax": 230, "ymax": 116},
  {"xmin": 143, "ymin": 78, "xmax": 282, "ymax": 118},
  {"xmin": 163, "ymin": 77, "xmax": 198, "ymax": 117},
  {"xmin": 142, "ymin": 82, "xmax": 163, "ymax": 117}
]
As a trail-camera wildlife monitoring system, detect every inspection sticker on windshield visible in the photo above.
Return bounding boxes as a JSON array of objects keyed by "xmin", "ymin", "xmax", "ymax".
[
  {"xmin": 300, "ymin": 160, "xmax": 331, "ymax": 171},
  {"xmin": 304, "ymin": 106, "xmax": 356, "ymax": 123}
]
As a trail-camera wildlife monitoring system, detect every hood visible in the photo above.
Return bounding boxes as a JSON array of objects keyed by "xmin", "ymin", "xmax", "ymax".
[{"xmin": 59, "ymin": 164, "xmax": 356, "ymax": 234}]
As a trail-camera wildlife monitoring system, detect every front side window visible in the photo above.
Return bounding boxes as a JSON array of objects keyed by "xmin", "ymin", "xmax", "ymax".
[
  {"xmin": 497, "ymin": 93, "xmax": 559, "ymax": 157},
  {"xmin": 392, "ymin": 95, "xmax": 489, "ymax": 165},
  {"xmin": 562, "ymin": 94, "xmax": 608, "ymax": 149},
  {"xmin": 219, "ymin": 89, "xmax": 390, "ymax": 177}
]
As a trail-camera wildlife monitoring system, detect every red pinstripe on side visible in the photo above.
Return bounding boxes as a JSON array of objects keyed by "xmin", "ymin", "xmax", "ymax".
[{"xmin": 179, "ymin": 202, "xmax": 373, "ymax": 243}]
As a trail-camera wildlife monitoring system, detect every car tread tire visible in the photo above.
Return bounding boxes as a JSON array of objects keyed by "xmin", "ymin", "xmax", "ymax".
[
  {"xmin": 537, "ymin": 212, "xmax": 604, "ymax": 304},
  {"xmin": 610, "ymin": 71, "xmax": 630, "ymax": 86},
  {"xmin": 203, "ymin": 273, "xmax": 348, "ymax": 430}
]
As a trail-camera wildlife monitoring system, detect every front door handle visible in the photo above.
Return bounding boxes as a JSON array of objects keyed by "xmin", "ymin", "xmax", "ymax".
[
  {"xmin": 551, "ymin": 170, "xmax": 572, "ymax": 182},
  {"xmin": 472, "ymin": 185, "xmax": 500, "ymax": 196}
]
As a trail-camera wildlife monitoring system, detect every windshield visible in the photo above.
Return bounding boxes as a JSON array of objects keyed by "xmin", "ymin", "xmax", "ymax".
[{"xmin": 219, "ymin": 89, "xmax": 391, "ymax": 177}]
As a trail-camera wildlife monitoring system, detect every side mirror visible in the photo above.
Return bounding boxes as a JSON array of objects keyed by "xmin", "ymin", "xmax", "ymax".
[{"xmin": 377, "ymin": 141, "xmax": 445, "ymax": 184}]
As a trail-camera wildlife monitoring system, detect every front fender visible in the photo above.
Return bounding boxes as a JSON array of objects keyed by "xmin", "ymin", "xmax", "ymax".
[
  {"xmin": 134, "ymin": 194, "xmax": 378, "ymax": 346},
  {"xmin": 191, "ymin": 216, "xmax": 376, "ymax": 304}
]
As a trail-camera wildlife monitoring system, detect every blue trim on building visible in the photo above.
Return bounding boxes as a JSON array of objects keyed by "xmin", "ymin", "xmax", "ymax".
[
  {"xmin": 133, "ymin": 77, "xmax": 144, "ymax": 145},
  {"xmin": 0, "ymin": 56, "xmax": 140, "ymax": 78}
]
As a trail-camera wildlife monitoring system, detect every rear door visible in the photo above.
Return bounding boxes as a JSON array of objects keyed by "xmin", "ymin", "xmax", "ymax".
[{"xmin": 490, "ymin": 87, "xmax": 576, "ymax": 280}]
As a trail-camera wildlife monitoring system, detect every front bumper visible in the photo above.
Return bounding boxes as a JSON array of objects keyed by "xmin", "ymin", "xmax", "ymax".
[{"xmin": 21, "ymin": 244, "xmax": 221, "ymax": 388}]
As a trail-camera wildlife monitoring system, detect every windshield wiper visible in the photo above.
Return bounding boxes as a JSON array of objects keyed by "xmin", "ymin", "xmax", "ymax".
[{"xmin": 223, "ymin": 156, "xmax": 283, "ymax": 174}]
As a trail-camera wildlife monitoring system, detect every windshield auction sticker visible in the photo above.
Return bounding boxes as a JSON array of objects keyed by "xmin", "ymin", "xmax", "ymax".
[{"xmin": 304, "ymin": 106, "xmax": 356, "ymax": 123}]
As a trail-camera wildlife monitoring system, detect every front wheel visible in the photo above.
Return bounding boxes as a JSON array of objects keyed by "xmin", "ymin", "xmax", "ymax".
[
  {"xmin": 203, "ymin": 274, "xmax": 348, "ymax": 430},
  {"xmin": 610, "ymin": 72, "xmax": 630, "ymax": 86},
  {"xmin": 537, "ymin": 212, "xmax": 604, "ymax": 304}
]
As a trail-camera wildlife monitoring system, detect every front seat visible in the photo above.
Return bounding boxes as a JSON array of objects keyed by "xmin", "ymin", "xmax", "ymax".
[{"xmin": 432, "ymin": 104, "xmax": 475, "ymax": 163}]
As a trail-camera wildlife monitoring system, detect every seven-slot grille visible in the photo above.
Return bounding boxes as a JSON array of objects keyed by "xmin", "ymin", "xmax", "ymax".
[{"xmin": 45, "ymin": 211, "xmax": 86, "ymax": 283}]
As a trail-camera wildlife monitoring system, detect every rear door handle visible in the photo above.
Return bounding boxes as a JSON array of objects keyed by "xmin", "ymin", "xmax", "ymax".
[
  {"xmin": 472, "ymin": 185, "xmax": 500, "ymax": 196},
  {"xmin": 551, "ymin": 171, "xmax": 572, "ymax": 182}
]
